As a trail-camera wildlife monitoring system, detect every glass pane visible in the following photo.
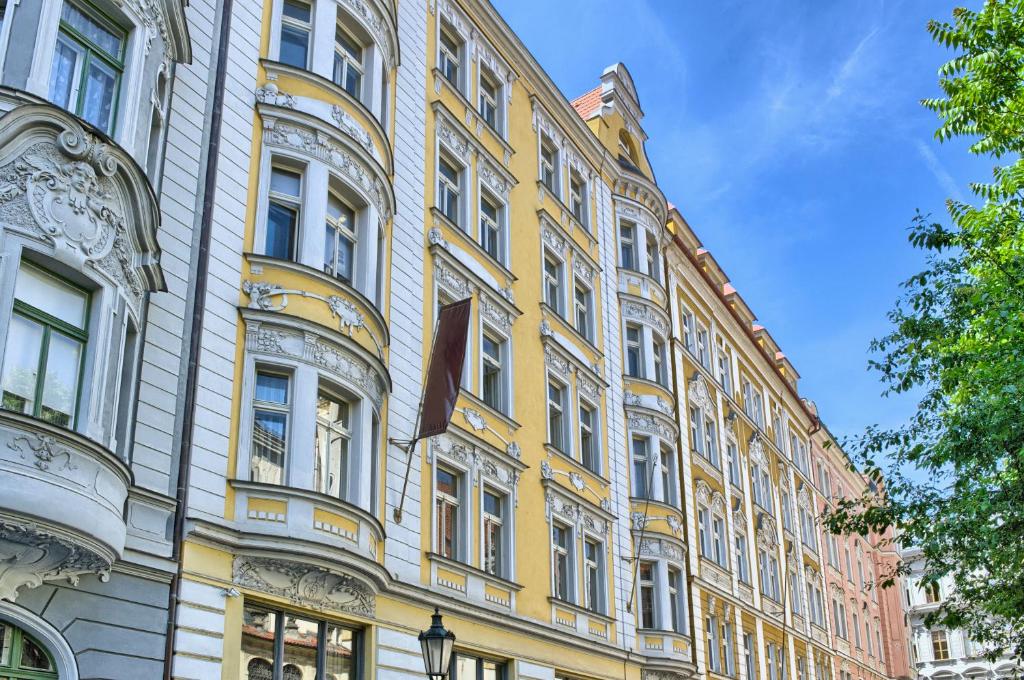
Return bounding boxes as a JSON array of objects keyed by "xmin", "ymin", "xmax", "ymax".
[
  {"xmin": 255, "ymin": 373, "xmax": 289, "ymax": 404},
  {"xmin": 15, "ymin": 265, "xmax": 88, "ymax": 328},
  {"xmin": 282, "ymin": 0, "xmax": 311, "ymax": 22},
  {"xmin": 19, "ymin": 636, "xmax": 52, "ymax": 671},
  {"xmin": 482, "ymin": 661, "xmax": 501, "ymax": 680},
  {"xmin": 1, "ymin": 315, "xmax": 44, "ymax": 416},
  {"xmin": 266, "ymin": 203, "xmax": 297, "ymax": 259},
  {"xmin": 61, "ymin": 2, "xmax": 122, "ymax": 58},
  {"xmin": 483, "ymin": 491, "xmax": 501, "ymax": 517},
  {"xmin": 81, "ymin": 56, "xmax": 118, "ymax": 132},
  {"xmin": 49, "ymin": 36, "xmax": 83, "ymax": 109},
  {"xmin": 437, "ymin": 468, "xmax": 456, "ymax": 496},
  {"xmin": 281, "ymin": 614, "xmax": 319, "ymax": 680},
  {"xmin": 324, "ymin": 624, "xmax": 355, "ymax": 680},
  {"xmin": 40, "ymin": 331, "xmax": 82, "ymax": 427},
  {"xmin": 0, "ymin": 624, "xmax": 9, "ymax": 666},
  {"xmin": 271, "ymin": 168, "xmax": 302, "ymax": 197},
  {"xmin": 336, "ymin": 28, "xmax": 361, "ymax": 61},
  {"xmin": 252, "ymin": 410, "xmax": 286, "ymax": 484},
  {"xmin": 335, "ymin": 235, "xmax": 353, "ymax": 281},
  {"xmin": 280, "ymin": 25, "xmax": 309, "ymax": 69},
  {"xmin": 315, "ymin": 391, "xmax": 349, "ymax": 498},
  {"xmin": 241, "ymin": 607, "xmax": 276, "ymax": 680},
  {"xmin": 456, "ymin": 655, "xmax": 478, "ymax": 680},
  {"xmin": 345, "ymin": 69, "xmax": 361, "ymax": 98}
]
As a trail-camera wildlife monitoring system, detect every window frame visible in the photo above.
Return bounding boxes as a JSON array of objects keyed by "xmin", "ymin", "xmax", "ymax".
[
  {"xmin": 434, "ymin": 464, "xmax": 464, "ymax": 561},
  {"xmin": 241, "ymin": 604, "xmax": 364, "ymax": 680},
  {"xmin": 438, "ymin": 20, "xmax": 463, "ymax": 92},
  {"xmin": 437, "ymin": 152, "xmax": 464, "ymax": 227},
  {"xmin": 578, "ymin": 398, "xmax": 599, "ymax": 474},
  {"xmin": 572, "ymin": 277, "xmax": 593, "ymax": 342},
  {"xmin": 551, "ymin": 521, "xmax": 574, "ymax": 602},
  {"xmin": 546, "ymin": 376, "xmax": 569, "ymax": 454},
  {"xmin": 539, "ymin": 134, "xmax": 559, "ymax": 196},
  {"xmin": 543, "ymin": 249, "xmax": 566, "ymax": 316},
  {"xmin": 478, "ymin": 65, "xmax": 501, "ymax": 134},
  {"xmin": 478, "ymin": 189, "xmax": 506, "ymax": 265},
  {"xmin": 480, "ymin": 326, "xmax": 508, "ymax": 415},
  {"xmin": 481, "ymin": 485, "xmax": 507, "ymax": 578},
  {"xmin": 332, "ymin": 15, "xmax": 365, "ymax": 98},
  {"xmin": 278, "ymin": 0, "xmax": 313, "ymax": 70},
  {"xmin": 264, "ymin": 162, "xmax": 304, "ymax": 261},
  {"xmin": 582, "ymin": 535, "xmax": 606, "ymax": 614}
]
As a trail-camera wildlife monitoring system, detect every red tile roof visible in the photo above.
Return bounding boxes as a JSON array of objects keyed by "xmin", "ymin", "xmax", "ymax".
[{"xmin": 571, "ymin": 86, "xmax": 602, "ymax": 119}]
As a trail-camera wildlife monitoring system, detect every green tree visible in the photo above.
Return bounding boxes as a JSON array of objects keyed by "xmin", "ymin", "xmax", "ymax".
[{"xmin": 821, "ymin": 0, "xmax": 1024, "ymax": 662}]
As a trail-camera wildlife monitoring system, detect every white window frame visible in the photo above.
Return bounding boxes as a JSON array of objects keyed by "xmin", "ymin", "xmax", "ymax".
[
  {"xmin": 573, "ymin": 277, "xmax": 593, "ymax": 342},
  {"xmin": 438, "ymin": 19, "xmax": 464, "ymax": 93},
  {"xmin": 578, "ymin": 398, "xmax": 599, "ymax": 474},
  {"xmin": 478, "ymin": 64, "xmax": 503, "ymax": 135},
  {"xmin": 543, "ymin": 249, "xmax": 566, "ymax": 316},
  {"xmin": 551, "ymin": 521, "xmax": 575, "ymax": 602},
  {"xmin": 481, "ymin": 484, "xmax": 508, "ymax": 578},
  {"xmin": 546, "ymin": 375, "xmax": 570, "ymax": 454},
  {"xmin": 480, "ymin": 324, "xmax": 509, "ymax": 415},
  {"xmin": 437, "ymin": 151, "xmax": 464, "ymax": 228},
  {"xmin": 539, "ymin": 133, "xmax": 560, "ymax": 197},
  {"xmin": 582, "ymin": 535, "xmax": 606, "ymax": 614},
  {"xmin": 434, "ymin": 463, "xmax": 465, "ymax": 561},
  {"xmin": 568, "ymin": 170, "xmax": 588, "ymax": 227},
  {"xmin": 478, "ymin": 188, "xmax": 506, "ymax": 265}
]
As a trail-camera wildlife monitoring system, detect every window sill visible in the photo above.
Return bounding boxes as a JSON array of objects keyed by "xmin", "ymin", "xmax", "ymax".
[
  {"xmin": 430, "ymin": 207, "xmax": 517, "ymax": 283},
  {"xmin": 426, "ymin": 552, "xmax": 523, "ymax": 592},
  {"xmin": 622, "ymin": 374, "xmax": 674, "ymax": 401},
  {"xmin": 457, "ymin": 388, "xmax": 521, "ymax": 432},
  {"xmin": 545, "ymin": 444, "xmax": 610, "ymax": 488},
  {"xmin": 539, "ymin": 301, "xmax": 602, "ymax": 358}
]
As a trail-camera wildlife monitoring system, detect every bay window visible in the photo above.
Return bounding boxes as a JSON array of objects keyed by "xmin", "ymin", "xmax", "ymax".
[
  {"xmin": 1, "ymin": 263, "xmax": 88, "ymax": 429},
  {"xmin": 333, "ymin": 22, "xmax": 364, "ymax": 98},
  {"xmin": 645, "ymin": 232, "xmax": 660, "ymax": 280},
  {"xmin": 652, "ymin": 337, "xmax": 667, "ymax": 385},
  {"xmin": 279, "ymin": 0, "xmax": 312, "ymax": 69},
  {"xmin": 436, "ymin": 466, "xmax": 462, "ymax": 560},
  {"xmin": 250, "ymin": 370, "xmax": 291, "ymax": 485},
  {"xmin": 265, "ymin": 166, "xmax": 303, "ymax": 260},
  {"xmin": 638, "ymin": 561, "xmax": 656, "ymax": 629},
  {"xmin": 324, "ymin": 189, "xmax": 356, "ymax": 283},
  {"xmin": 625, "ymin": 325, "xmax": 642, "ymax": 377},
  {"xmin": 313, "ymin": 384, "xmax": 352, "ymax": 499},
  {"xmin": 660, "ymin": 445, "xmax": 676, "ymax": 506},
  {"xmin": 668, "ymin": 567, "xmax": 686, "ymax": 633},
  {"xmin": 631, "ymin": 436, "xmax": 651, "ymax": 499},
  {"xmin": 49, "ymin": 1, "xmax": 125, "ymax": 134},
  {"xmin": 619, "ymin": 221, "xmax": 637, "ymax": 270}
]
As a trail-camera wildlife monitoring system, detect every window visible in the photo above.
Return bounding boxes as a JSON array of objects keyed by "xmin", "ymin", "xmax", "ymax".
[
  {"xmin": 735, "ymin": 533, "xmax": 750, "ymax": 583},
  {"xmin": 569, "ymin": 172, "xmax": 587, "ymax": 225},
  {"xmin": 278, "ymin": 0, "xmax": 312, "ymax": 69},
  {"xmin": 620, "ymin": 221, "xmax": 637, "ymax": 270},
  {"xmin": 744, "ymin": 633, "xmax": 755, "ymax": 680},
  {"xmin": 652, "ymin": 337, "xmax": 667, "ymax": 386},
  {"xmin": 436, "ymin": 466, "xmax": 462, "ymax": 559},
  {"xmin": 689, "ymin": 407, "xmax": 704, "ymax": 457},
  {"xmin": 645, "ymin": 232, "xmax": 660, "ymax": 280},
  {"xmin": 573, "ymin": 279, "xmax": 593, "ymax": 342},
  {"xmin": 800, "ymin": 503, "xmax": 818, "ymax": 552},
  {"xmin": 681, "ymin": 307, "xmax": 696, "ymax": 354},
  {"xmin": 625, "ymin": 325, "xmax": 643, "ymax": 378},
  {"xmin": 845, "ymin": 546, "xmax": 854, "ymax": 583},
  {"xmin": 866, "ymin": 616, "xmax": 873, "ymax": 656},
  {"xmin": 781, "ymin": 491, "xmax": 794, "ymax": 532},
  {"xmin": 49, "ymin": 1, "xmax": 125, "ymax": 134},
  {"xmin": 2, "ymin": 263, "xmax": 89, "ymax": 429},
  {"xmin": 479, "ymin": 67, "xmax": 500, "ymax": 132},
  {"xmin": 579, "ymin": 402, "xmax": 598, "ymax": 473},
  {"xmin": 250, "ymin": 371, "xmax": 290, "ymax": 485},
  {"xmin": 314, "ymin": 384, "xmax": 351, "ymax": 499},
  {"xmin": 638, "ymin": 561, "xmax": 656, "ymax": 629},
  {"xmin": 480, "ymin": 192, "xmax": 503, "ymax": 263},
  {"xmin": 789, "ymin": 569, "xmax": 802, "ymax": 614},
  {"xmin": 583, "ymin": 539, "xmax": 604, "ymax": 613},
  {"xmin": 0, "ymin": 621, "xmax": 59, "ymax": 678},
  {"xmin": 827, "ymin": 534, "xmax": 840, "ymax": 569},
  {"xmin": 324, "ymin": 189, "xmax": 356, "ymax": 283},
  {"xmin": 540, "ymin": 135, "xmax": 558, "ymax": 194},
  {"xmin": 853, "ymin": 610, "xmax": 861, "ymax": 648},
  {"xmin": 924, "ymin": 581, "xmax": 940, "ymax": 604},
  {"xmin": 876, "ymin": 625, "xmax": 884, "ymax": 663},
  {"xmin": 543, "ymin": 253, "xmax": 564, "ymax": 315},
  {"xmin": 696, "ymin": 326, "xmax": 710, "ymax": 370},
  {"xmin": 723, "ymin": 621, "xmax": 736, "ymax": 677},
  {"xmin": 832, "ymin": 596, "xmax": 848, "ymax": 638},
  {"xmin": 483, "ymin": 488, "xmax": 505, "ymax": 577},
  {"xmin": 265, "ymin": 166, "xmax": 302, "ymax": 260},
  {"xmin": 752, "ymin": 459, "xmax": 774, "ymax": 512},
  {"xmin": 438, "ymin": 155, "xmax": 462, "ymax": 226},
  {"xmin": 547, "ymin": 380, "xmax": 568, "ymax": 453},
  {"xmin": 742, "ymin": 379, "xmax": 764, "ymax": 427},
  {"xmin": 481, "ymin": 331, "xmax": 506, "ymax": 414},
  {"xmin": 759, "ymin": 548, "xmax": 780, "ymax": 601},
  {"xmin": 712, "ymin": 514, "xmax": 727, "ymax": 566},
  {"xmin": 451, "ymin": 654, "xmax": 506, "ymax": 680},
  {"xmin": 631, "ymin": 436, "xmax": 650, "ymax": 499},
  {"xmin": 333, "ymin": 20, "xmax": 364, "ymax": 97},
  {"xmin": 707, "ymin": 616, "xmax": 721, "ymax": 673},
  {"xmin": 660, "ymin": 446, "xmax": 676, "ymax": 506},
  {"xmin": 728, "ymin": 441, "xmax": 741, "ymax": 488},
  {"xmin": 439, "ymin": 22, "xmax": 462, "ymax": 89},
  {"xmin": 704, "ymin": 417, "xmax": 719, "ymax": 468},
  {"xmin": 552, "ymin": 523, "xmax": 572, "ymax": 601},
  {"xmin": 698, "ymin": 505, "xmax": 711, "ymax": 558},
  {"xmin": 241, "ymin": 605, "xmax": 360, "ymax": 680},
  {"xmin": 668, "ymin": 567, "xmax": 686, "ymax": 633},
  {"xmin": 717, "ymin": 338, "xmax": 733, "ymax": 395}
]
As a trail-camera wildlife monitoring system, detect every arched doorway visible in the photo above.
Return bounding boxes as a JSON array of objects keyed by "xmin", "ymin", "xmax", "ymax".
[{"xmin": 0, "ymin": 621, "xmax": 59, "ymax": 678}]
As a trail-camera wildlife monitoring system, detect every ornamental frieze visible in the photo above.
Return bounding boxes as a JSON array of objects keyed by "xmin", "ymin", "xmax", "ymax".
[
  {"xmin": 233, "ymin": 556, "xmax": 374, "ymax": 616},
  {"xmin": 0, "ymin": 518, "xmax": 112, "ymax": 601}
]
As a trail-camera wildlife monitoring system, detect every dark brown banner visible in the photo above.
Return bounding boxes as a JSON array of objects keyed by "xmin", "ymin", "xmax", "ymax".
[{"xmin": 417, "ymin": 298, "xmax": 471, "ymax": 439}]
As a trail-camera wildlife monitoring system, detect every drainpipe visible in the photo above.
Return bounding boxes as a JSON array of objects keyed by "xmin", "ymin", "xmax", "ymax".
[{"xmin": 162, "ymin": 1, "xmax": 234, "ymax": 678}]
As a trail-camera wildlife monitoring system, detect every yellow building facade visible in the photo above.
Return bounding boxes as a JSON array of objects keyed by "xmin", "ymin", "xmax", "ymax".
[{"xmin": 156, "ymin": 2, "xmax": 913, "ymax": 680}]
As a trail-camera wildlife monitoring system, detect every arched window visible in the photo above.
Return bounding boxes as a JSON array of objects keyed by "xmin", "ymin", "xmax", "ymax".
[
  {"xmin": 248, "ymin": 658, "xmax": 273, "ymax": 680},
  {"xmin": 0, "ymin": 621, "xmax": 59, "ymax": 678}
]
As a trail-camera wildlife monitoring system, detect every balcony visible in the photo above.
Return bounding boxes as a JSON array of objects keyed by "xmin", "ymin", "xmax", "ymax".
[
  {"xmin": 230, "ymin": 481, "xmax": 384, "ymax": 571},
  {"xmin": 0, "ymin": 411, "xmax": 130, "ymax": 600},
  {"xmin": 639, "ymin": 630, "xmax": 693, "ymax": 663}
]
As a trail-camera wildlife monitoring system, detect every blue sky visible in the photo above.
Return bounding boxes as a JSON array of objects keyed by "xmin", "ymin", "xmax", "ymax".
[{"xmin": 491, "ymin": 0, "xmax": 989, "ymax": 442}]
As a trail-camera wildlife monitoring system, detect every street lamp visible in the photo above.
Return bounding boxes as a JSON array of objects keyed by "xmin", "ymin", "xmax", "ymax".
[{"xmin": 419, "ymin": 607, "xmax": 456, "ymax": 680}]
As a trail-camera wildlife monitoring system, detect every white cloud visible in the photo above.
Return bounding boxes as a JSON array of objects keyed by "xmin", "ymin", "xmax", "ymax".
[{"xmin": 914, "ymin": 139, "xmax": 965, "ymax": 202}]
